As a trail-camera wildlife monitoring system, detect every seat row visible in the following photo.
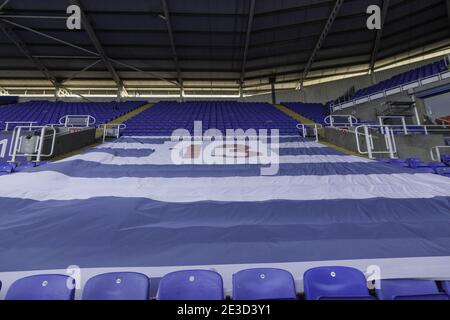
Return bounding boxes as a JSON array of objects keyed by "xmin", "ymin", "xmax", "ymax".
[
  {"xmin": 333, "ymin": 59, "xmax": 449, "ymax": 104},
  {"xmin": 2, "ymin": 267, "xmax": 450, "ymax": 300}
]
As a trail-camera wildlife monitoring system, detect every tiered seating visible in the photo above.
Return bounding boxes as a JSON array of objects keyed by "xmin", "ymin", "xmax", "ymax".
[
  {"xmin": 0, "ymin": 101, "xmax": 145, "ymax": 130},
  {"xmin": 5, "ymin": 267, "xmax": 450, "ymax": 300},
  {"xmin": 124, "ymin": 101, "xmax": 299, "ymax": 136},
  {"xmin": 281, "ymin": 103, "xmax": 328, "ymax": 124},
  {"xmin": 334, "ymin": 59, "xmax": 448, "ymax": 105}
]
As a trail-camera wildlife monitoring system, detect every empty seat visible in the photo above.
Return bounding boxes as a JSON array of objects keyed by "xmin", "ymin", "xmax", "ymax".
[
  {"xmin": 232, "ymin": 268, "xmax": 297, "ymax": 300},
  {"xmin": 376, "ymin": 280, "xmax": 448, "ymax": 300},
  {"xmin": 157, "ymin": 270, "xmax": 224, "ymax": 300},
  {"xmin": 6, "ymin": 274, "xmax": 75, "ymax": 300},
  {"xmin": 82, "ymin": 272, "xmax": 150, "ymax": 300},
  {"xmin": 303, "ymin": 266, "xmax": 375, "ymax": 300}
]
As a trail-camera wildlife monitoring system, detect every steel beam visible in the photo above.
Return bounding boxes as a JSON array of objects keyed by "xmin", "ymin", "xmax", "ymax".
[
  {"xmin": 0, "ymin": 21, "xmax": 57, "ymax": 84},
  {"xmin": 297, "ymin": 0, "xmax": 344, "ymax": 89},
  {"xmin": 161, "ymin": 0, "xmax": 183, "ymax": 91},
  {"xmin": 239, "ymin": 0, "xmax": 256, "ymax": 96},
  {"xmin": 369, "ymin": 0, "xmax": 390, "ymax": 72},
  {"xmin": 69, "ymin": 0, "xmax": 127, "ymax": 96}
]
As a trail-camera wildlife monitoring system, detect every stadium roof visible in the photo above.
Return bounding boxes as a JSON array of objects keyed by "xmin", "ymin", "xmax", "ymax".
[{"xmin": 0, "ymin": 0, "xmax": 450, "ymax": 98}]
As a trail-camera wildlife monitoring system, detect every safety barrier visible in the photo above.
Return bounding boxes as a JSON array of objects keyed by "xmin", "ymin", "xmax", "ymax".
[
  {"xmin": 59, "ymin": 115, "xmax": 96, "ymax": 128},
  {"xmin": 297, "ymin": 123, "xmax": 322, "ymax": 143},
  {"xmin": 354, "ymin": 125, "xmax": 397, "ymax": 159},
  {"xmin": 100, "ymin": 124, "xmax": 127, "ymax": 143},
  {"xmin": 324, "ymin": 115, "xmax": 359, "ymax": 128},
  {"xmin": 9, "ymin": 126, "xmax": 57, "ymax": 163},
  {"xmin": 3, "ymin": 121, "xmax": 37, "ymax": 132}
]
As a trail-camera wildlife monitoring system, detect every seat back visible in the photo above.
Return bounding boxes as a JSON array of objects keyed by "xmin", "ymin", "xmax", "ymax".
[
  {"xmin": 233, "ymin": 268, "xmax": 297, "ymax": 300},
  {"xmin": 303, "ymin": 266, "xmax": 371, "ymax": 300},
  {"xmin": 157, "ymin": 270, "xmax": 224, "ymax": 300},
  {"xmin": 82, "ymin": 272, "xmax": 150, "ymax": 300},
  {"xmin": 6, "ymin": 274, "xmax": 75, "ymax": 300},
  {"xmin": 376, "ymin": 279, "xmax": 448, "ymax": 300}
]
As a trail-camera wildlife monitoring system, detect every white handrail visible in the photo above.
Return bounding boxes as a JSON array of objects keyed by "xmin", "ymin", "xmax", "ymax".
[
  {"xmin": 430, "ymin": 146, "xmax": 450, "ymax": 162},
  {"xmin": 378, "ymin": 116, "xmax": 408, "ymax": 135},
  {"xmin": 324, "ymin": 115, "xmax": 359, "ymax": 127},
  {"xmin": 3, "ymin": 121, "xmax": 37, "ymax": 132},
  {"xmin": 59, "ymin": 115, "xmax": 96, "ymax": 127},
  {"xmin": 9, "ymin": 125, "xmax": 57, "ymax": 163},
  {"xmin": 354, "ymin": 125, "xmax": 398, "ymax": 159},
  {"xmin": 99, "ymin": 123, "xmax": 127, "ymax": 143},
  {"xmin": 297, "ymin": 123, "xmax": 322, "ymax": 143}
]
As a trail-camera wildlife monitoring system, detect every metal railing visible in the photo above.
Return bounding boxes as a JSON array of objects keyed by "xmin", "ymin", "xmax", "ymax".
[
  {"xmin": 59, "ymin": 115, "xmax": 96, "ymax": 128},
  {"xmin": 378, "ymin": 116, "xmax": 409, "ymax": 135},
  {"xmin": 430, "ymin": 146, "xmax": 450, "ymax": 162},
  {"xmin": 354, "ymin": 125, "xmax": 397, "ymax": 159},
  {"xmin": 9, "ymin": 125, "xmax": 57, "ymax": 163},
  {"xmin": 297, "ymin": 123, "xmax": 322, "ymax": 143},
  {"xmin": 99, "ymin": 124, "xmax": 127, "ymax": 143},
  {"xmin": 353, "ymin": 124, "xmax": 450, "ymax": 159},
  {"xmin": 3, "ymin": 121, "xmax": 37, "ymax": 132},
  {"xmin": 324, "ymin": 115, "xmax": 359, "ymax": 128}
]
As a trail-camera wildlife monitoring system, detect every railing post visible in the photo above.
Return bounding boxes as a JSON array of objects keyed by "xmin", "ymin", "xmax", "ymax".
[
  {"xmin": 401, "ymin": 117, "xmax": 408, "ymax": 135},
  {"xmin": 364, "ymin": 126, "xmax": 373, "ymax": 159},
  {"xmin": 386, "ymin": 127, "xmax": 395, "ymax": 159}
]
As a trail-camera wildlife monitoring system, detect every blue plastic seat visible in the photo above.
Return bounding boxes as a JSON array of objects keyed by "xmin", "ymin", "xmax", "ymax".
[
  {"xmin": 157, "ymin": 270, "xmax": 224, "ymax": 300},
  {"xmin": 232, "ymin": 268, "xmax": 297, "ymax": 300},
  {"xmin": 82, "ymin": 272, "xmax": 150, "ymax": 300},
  {"xmin": 303, "ymin": 266, "xmax": 374, "ymax": 300},
  {"xmin": 376, "ymin": 279, "xmax": 448, "ymax": 300},
  {"xmin": 6, "ymin": 274, "xmax": 75, "ymax": 300}
]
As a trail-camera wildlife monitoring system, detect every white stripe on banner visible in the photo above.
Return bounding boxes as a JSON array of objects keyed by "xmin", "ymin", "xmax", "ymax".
[
  {"xmin": 58, "ymin": 152, "xmax": 372, "ymax": 166},
  {"xmin": 97, "ymin": 141, "xmax": 328, "ymax": 150},
  {"xmin": 0, "ymin": 171, "xmax": 449, "ymax": 202}
]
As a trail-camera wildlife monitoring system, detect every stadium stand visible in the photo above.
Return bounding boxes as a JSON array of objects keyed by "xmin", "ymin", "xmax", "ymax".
[
  {"xmin": 281, "ymin": 103, "xmax": 328, "ymax": 124},
  {"xmin": 0, "ymin": 101, "xmax": 146, "ymax": 131},
  {"xmin": 124, "ymin": 101, "xmax": 299, "ymax": 136},
  {"xmin": 1, "ymin": 0, "xmax": 450, "ymax": 303},
  {"xmin": 332, "ymin": 58, "xmax": 449, "ymax": 108}
]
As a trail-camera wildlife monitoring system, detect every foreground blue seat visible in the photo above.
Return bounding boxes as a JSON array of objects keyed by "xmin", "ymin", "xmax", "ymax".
[
  {"xmin": 376, "ymin": 280, "xmax": 448, "ymax": 300},
  {"xmin": 304, "ymin": 267, "xmax": 374, "ymax": 300},
  {"xmin": 6, "ymin": 274, "xmax": 75, "ymax": 300},
  {"xmin": 158, "ymin": 270, "xmax": 224, "ymax": 300},
  {"xmin": 233, "ymin": 268, "xmax": 297, "ymax": 300},
  {"xmin": 82, "ymin": 272, "xmax": 150, "ymax": 300}
]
